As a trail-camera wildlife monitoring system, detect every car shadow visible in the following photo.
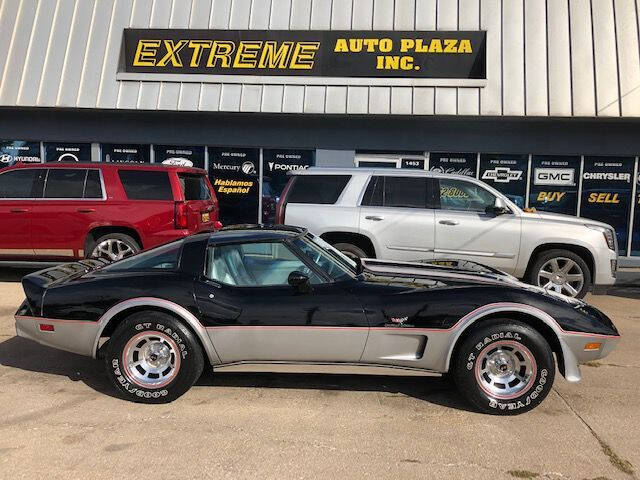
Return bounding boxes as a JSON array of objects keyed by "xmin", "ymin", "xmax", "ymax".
[{"xmin": 0, "ymin": 335, "xmax": 474, "ymax": 412}]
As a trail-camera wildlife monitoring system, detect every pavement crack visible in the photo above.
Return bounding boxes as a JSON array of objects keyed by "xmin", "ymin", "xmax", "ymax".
[{"xmin": 554, "ymin": 388, "xmax": 635, "ymax": 478}]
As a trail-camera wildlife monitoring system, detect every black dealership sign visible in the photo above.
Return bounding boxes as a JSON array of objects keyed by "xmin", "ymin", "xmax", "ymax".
[
  {"xmin": 581, "ymin": 156, "xmax": 634, "ymax": 256},
  {"xmin": 209, "ymin": 147, "xmax": 260, "ymax": 225},
  {"xmin": 0, "ymin": 140, "xmax": 41, "ymax": 169},
  {"xmin": 44, "ymin": 142, "xmax": 91, "ymax": 162},
  {"xmin": 262, "ymin": 149, "xmax": 315, "ymax": 223},
  {"xmin": 528, "ymin": 155, "xmax": 580, "ymax": 216},
  {"xmin": 479, "ymin": 154, "xmax": 529, "ymax": 208},
  {"xmin": 429, "ymin": 152, "xmax": 477, "ymax": 177},
  {"xmin": 123, "ymin": 29, "xmax": 486, "ymax": 79},
  {"xmin": 154, "ymin": 145, "xmax": 205, "ymax": 169},
  {"xmin": 102, "ymin": 144, "xmax": 150, "ymax": 163}
]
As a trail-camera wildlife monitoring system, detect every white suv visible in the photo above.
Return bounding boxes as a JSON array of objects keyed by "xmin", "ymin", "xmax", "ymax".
[{"xmin": 277, "ymin": 168, "xmax": 618, "ymax": 298}]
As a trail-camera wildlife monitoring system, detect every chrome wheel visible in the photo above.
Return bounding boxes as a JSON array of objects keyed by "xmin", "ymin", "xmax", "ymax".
[
  {"xmin": 123, "ymin": 332, "xmax": 181, "ymax": 389},
  {"xmin": 91, "ymin": 239, "xmax": 136, "ymax": 261},
  {"xmin": 536, "ymin": 257, "xmax": 585, "ymax": 297},
  {"xmin": 475, "ymin": 340, "xmax": 536, "ymax": 399}
]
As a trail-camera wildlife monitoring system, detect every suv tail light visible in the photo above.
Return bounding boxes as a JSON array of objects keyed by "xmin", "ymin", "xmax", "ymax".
[
  {"xmin": 276, "ymin": 178, "xmax": 295, "ymax": 224},
  {"xmin": 175, "ymin": 202, "xmax": 188, "ymax": 229}
]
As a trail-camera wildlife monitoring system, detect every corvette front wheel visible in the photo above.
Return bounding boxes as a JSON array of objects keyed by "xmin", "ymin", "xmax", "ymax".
[
  {"xmin": 452, "ymin": 319, "xmax": 555, "ymax": 415},
  {"xmin": 105, "ymin": 311, "xmax": 204, "ymax": 403}
]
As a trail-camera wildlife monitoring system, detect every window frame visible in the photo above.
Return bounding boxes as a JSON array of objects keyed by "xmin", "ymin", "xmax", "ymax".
[
  {"xmin": 100, "ymin": 239, "xmax": 185, "ymax": 273},
  {"xmin": 434, "ymin": 177, "xmax": 502, "ymax": 214},
  {"xmin": 0, "ymin": 168, "xmax": 47, "ymax": 200},
  {"xmin": 202, "ymin": 239, "xmax": 334, "ymax": 288}
]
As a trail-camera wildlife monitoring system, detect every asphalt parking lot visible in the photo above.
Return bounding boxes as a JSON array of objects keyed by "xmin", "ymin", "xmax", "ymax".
[{"xmin": 0, "ymin": 270, "xmax": 638, "ymax": 480}]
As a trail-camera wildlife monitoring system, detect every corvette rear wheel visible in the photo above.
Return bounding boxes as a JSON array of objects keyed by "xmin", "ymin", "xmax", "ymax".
[
  {"xmin": 452, "ymin": 319, "xmax": 555, "ymax": 415},
  {"xmin": 105, "ymin": 312, "xmax": 204, "ymax": 403}
]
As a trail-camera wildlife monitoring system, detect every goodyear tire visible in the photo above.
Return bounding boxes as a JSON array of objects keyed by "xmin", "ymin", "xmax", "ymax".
[
  {"xmin": 452, "ymin": 319, "xmax": 555, "ymax": 415},
  {"xmin": 105, "ymin": 311, "xmax": 204, "ymax": 404}
]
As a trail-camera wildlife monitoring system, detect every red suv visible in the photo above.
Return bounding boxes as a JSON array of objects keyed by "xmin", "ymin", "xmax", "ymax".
[{"xmin": 0, "ymin": 162, "xmax": 220, "ymax": 263}]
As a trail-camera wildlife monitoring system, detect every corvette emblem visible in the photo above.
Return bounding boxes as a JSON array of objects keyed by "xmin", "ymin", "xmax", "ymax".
[{"xmin": 390, "ymin": 316, "xmax": 409, "ymax": 324}]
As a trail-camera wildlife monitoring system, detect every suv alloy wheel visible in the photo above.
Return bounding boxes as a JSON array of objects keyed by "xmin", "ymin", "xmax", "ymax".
[
  {"xmin": 89, "ymin": 233, "xmax": 141, "ymax": 262},
  {"xmin": 527, "ymin": 249, "xmax": 591, "ymax": 299}
]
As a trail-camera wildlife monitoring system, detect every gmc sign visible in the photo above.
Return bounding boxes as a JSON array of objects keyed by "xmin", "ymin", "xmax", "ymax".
[{"xmin": 534, "ymin": 168, "xmax": 575, "ymax": 186}]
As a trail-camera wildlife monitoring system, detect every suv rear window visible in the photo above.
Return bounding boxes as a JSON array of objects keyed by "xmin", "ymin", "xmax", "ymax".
[
  {"xmin": 178, "ymin": 173, "xmax": 211, "ymax": 200},
  {"xmin": 287, "ymin": 175, "xmax": 350, "ymax": 204},
  {"xmin": 361, "ymin": 176, "xmax": 428, "ymax": 208},
  {"xmin": 118, "ymin": 170, "xmax": 172, "ymax": 200}
]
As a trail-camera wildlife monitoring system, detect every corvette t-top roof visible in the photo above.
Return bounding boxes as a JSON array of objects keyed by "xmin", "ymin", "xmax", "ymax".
[{"xmin": 207, "ymin": 224, "xmax": 307, "ymax": 245}]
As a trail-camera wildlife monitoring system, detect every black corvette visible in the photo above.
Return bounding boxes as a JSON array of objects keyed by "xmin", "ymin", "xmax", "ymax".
[{"xmin": 15, "ymin": 225, "xmax": 620, "ymax": 414}]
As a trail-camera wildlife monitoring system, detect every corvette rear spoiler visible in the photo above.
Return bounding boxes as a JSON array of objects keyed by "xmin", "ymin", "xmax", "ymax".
[{"xmin": 21, "ymin": 259, "xmax": 109, "ymax": 316}]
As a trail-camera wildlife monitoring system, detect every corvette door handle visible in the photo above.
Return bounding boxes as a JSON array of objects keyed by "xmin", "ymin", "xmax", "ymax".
[
  {"xmin": 439, "ymin": 219, "xmax": 459, "ymax": 226},
  {"xmin": 10, "ymin": 208, "xmax": 29, "ymax": 213},
  {"xmin": 365, "ymin": 216, "xmax": 384, "ymax": 221},
  {"xmin": 77, "ymin": 208, "xmax": 95, "ymax": 213}
]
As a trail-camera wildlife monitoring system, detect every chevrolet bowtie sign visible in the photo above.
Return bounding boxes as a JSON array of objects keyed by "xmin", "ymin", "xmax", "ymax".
[{"xmin": 122, "ymin": 29, "xmax": 486, "ymax": 80}]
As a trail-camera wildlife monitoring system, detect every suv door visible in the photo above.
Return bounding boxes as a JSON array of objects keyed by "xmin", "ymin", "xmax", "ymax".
[
  {"xmin": 0, "ymin": 168, "xmax": 45, "ymax": 258},
  {"xmin": 433, "ymin": 177, "xmax": 522, "ymax": 273},
  {"xmin": 194, "ymin": 240, "xmax": 368, "ymax": 363},
  {"xmin": 31, "ymin": 168, "xmax": 105, "ymax": 259},
  {"xmin": 359, "ymin": 175, "xmax": 435, "ymax": 261}
]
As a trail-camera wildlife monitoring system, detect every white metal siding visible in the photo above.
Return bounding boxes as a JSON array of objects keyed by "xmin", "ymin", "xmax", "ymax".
[{"xmin": 0, "ymin": 0, "xmax": 638, "ymax": 117}]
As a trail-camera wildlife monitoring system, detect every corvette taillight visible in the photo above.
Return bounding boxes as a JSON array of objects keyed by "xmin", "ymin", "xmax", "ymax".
[{"xmin": 175, "ymin": 202, "xmax": 188, "ymax": 229}]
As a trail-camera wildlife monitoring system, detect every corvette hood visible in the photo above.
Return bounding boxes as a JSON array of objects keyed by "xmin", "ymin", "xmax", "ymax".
[{"xmin": 359, "ymin": 258, "xmax": 584, "ymax": 305}]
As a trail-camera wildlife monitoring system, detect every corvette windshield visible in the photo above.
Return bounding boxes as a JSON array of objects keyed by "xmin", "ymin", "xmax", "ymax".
[{"xmin": 293, "ymin": 234, "xmax": 357, "ymax": 281}]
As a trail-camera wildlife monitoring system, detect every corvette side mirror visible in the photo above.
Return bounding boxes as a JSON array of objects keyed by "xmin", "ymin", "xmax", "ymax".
[
  {"xmin": 485, "ymin": 197, "xmax": 510, "ymax": 216},
  {"xmin": 288, "ymin": 271, "xmax": 312, "ymax": 293}
]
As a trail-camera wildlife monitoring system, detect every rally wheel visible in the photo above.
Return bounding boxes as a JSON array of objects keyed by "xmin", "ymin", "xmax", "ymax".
[
  {"xmin": 452, "ymin": 319, "xmax": 555, "ymax": 415},
  {"xmin": 105, "ymin": 311, "xmax": 204, "ymax": 403}
]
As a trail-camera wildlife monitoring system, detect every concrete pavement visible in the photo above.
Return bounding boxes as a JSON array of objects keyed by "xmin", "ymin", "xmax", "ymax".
[{"xmin": 0, "ymin": 276, "xmax": 638, "ymax": 479}]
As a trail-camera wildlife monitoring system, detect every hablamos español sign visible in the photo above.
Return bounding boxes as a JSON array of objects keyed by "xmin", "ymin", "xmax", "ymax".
[{"xmin": 122, "ymin": 29, "xmax": 486, "ymax": 81}]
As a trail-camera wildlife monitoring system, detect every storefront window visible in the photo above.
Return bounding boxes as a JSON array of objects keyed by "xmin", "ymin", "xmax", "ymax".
[
  {"xmin": 208, "ymin": 147, "xmax": 260, "ymax": 225},
  {"xmin": 479, "ymin": 154, "xmax": 528, "ymax": 208},
  {"xmin": 0, "ymin": 140, "xmax": 41, "ymax": 169},
  {"xmin": 44, "ymin": 142, "xmax": 91, "ymax": 162},
  {"xmin": 261, "ymin": 149, "xmax": 315, "ymax": 223},
  {"xmin": 102, "ymin": 144, "xmax": 150, "ymax": 163},
  {"xmin": 580, "ymin": 156, "xmax": 635, "ymax": 256},
  {"xmin": 428, "ymin": 152, "xmax": 477, "ymax": 177},
  {"xmin": 528, "ymin": 155, "xmax": 580, "ymax": 215},
  {"xmin": 154, "ymin": 145, "xmax": 205, "ymax": 168}
]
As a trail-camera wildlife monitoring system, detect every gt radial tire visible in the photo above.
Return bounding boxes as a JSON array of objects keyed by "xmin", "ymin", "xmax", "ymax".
[
  {"xmin": 526, "ymin": 249, "xmax": 591, "ymax": 299},
  {"xmin": 105, "ymin": 312, "xmax": 204, "ymax": 404},
  {"xmin": 452, "ymin": 319, "xmax": 555, "ymax": 415},
  {"xmin": 333, "ymin": 242, "xmax": 368, "ymax": 260}
]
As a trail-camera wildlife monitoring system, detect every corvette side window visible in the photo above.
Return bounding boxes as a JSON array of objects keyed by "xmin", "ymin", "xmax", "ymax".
[{"xmin": 206, "ymin": 242, "xmax": 322, "ymax": 286}]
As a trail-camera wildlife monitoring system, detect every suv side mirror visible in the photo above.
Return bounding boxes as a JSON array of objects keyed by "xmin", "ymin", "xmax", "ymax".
[
  {"xmin": 485, "ymin": 197, "xmax": 511, "ymax": 216},
  {"xmin": 288, "ymin": 271, "xmax": 312, "ymax": 293}
]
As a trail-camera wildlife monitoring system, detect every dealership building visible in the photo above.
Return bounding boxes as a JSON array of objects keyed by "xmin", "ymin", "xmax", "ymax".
[{"xmin": 1, "ymin": 0, "xmax": 640, "ymax": 265}]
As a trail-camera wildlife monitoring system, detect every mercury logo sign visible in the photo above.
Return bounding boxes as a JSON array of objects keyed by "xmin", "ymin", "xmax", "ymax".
[
  {"xmin": 534, "ymin": 168, "xmax": 574, "ymax": 186},
  {"xmin": 267, "ymin": 162, "xmax": 309, "ymax": 172},
  {"xmin": 481, "ymin": 167, "xmax": 523, "ymax": 183},
  {"xmin": 241, "ymin": 161, "xmax": 256, "ymax": 175}
]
